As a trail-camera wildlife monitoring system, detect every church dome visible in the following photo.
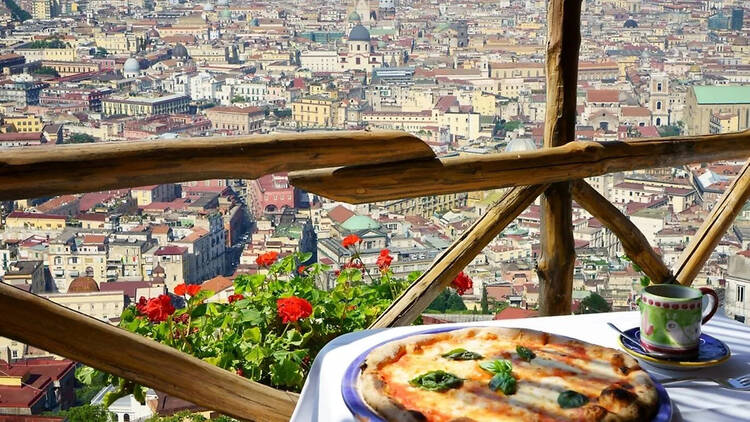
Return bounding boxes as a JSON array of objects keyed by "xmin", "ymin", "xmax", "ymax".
[
  {"xmin": 219, "ymin": 9, "xmax": 231, "ymax": 18},
  {"xmin": 173, "ymin": 43, "xmax": 189, "ymax": 58},
  {"xmin": 348, "ymin": 11, "xmax": 361, "ymax": 22},
  {"xmin": 68, "ymin": 276, "xmax": 99, "ymax": 293},
  {"xmin": 349, "ymin": 24, "xmax": 371, "ymax": 42},
  {"xmin": 504, "ymin": 138, "xmax": 537, "ymax": 153},
  {"xmin": 624, "ymin": 18, "xmax": 638, "ymax": 28},
  {"xmin": 217, "ymin": 0, "xmax": 228, "ymax": 5},
  {"xmin": 341, "ymin": 215, "xmax": 380, "ymax": 231},
  {"xmin": 123, "ymin": 58, "xmax": 141, "ymax": 73},
  {"xmin": 203, "ymin": 2, "xmax": 214, "ymax": 11}
]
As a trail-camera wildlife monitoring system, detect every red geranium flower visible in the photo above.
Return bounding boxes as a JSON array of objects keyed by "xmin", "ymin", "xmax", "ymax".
[
  {"xmin": 276, "ymin": 296, "xmax": 313, "ymax": 323},
  {"xmin": 227, "ymin": 294, "xmax": 244, "ymax": 303},
  {"xmin": 173, "ymin": 313, "xmax": 189, "ymax": 324},
  {"xmin": 342, "ymin": 261, "xmax": 363, "ymax": 269},
  {"xmin": 451, "ymin": 271, "xmax": 473, "ymax": 295},
  {"xmin": 174, "ymin": 283, "xmax": 201, "ymax": 296},
  {"xmin": 143, "ymin": 294, "xmax": 175, "ymax": 323},
  {"xmin": 136, "ymin": 296, "xmax": 148, "ymax": 314},
  {"xmin": 377, "ymin": 249, "xmax": 393, "ymax": 271},
  {"xmin": 186, "ymin": 284, "xmax": 201, "ymax": 296},
  {"xmin": 256, "ymin": 251, "xmax": 279, "ymax": 267},
  {"xmin": 236, "ymin": 368, "xmax": 244, "ymax": 377},
  {"xmin": 341, "ymin": 234, "xmax": 361, "ymax": 248},
  {"xmin": 298, "ymin": 265, "xmax": 307, "ymax": 274}
]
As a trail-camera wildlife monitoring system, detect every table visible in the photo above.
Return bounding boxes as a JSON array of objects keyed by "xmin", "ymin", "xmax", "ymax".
[{"xmin": 291, "ymin": 311, "xmax": 750, "ymax": 422}]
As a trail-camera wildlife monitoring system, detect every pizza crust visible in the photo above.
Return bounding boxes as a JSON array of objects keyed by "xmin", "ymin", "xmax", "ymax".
[{"xmin": 358, "ymin": 327, "xmax": 658, "ymax": 422}]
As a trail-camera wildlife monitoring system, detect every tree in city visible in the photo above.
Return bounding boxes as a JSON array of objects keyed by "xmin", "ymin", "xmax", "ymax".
[
  {"xmin": 67, "ymin": 133, "xmax": 97, "ymax": 144},
  {"xmin": 427, "ymin": 289, "xmax": 467, "ymax": 313},
  {"xmin": 47, "ymin": 404, "xmax": 114, "ymax": 422},
  {"xmin": 3, "ymin": 0, "xmax": 30, "ymax": 21},
  {"xmin": 32, "ymin": 66, "xmax": 60, "ymax": 77},
  {"xmin": 481, "ymin": 285, "xmax": 489, "ymax": 314},
  {"xmin": 93, "ymin": 47, "xmax": 108, "ymax": 57},
  {"xmin": 576, "ymin": 292, "xmax": 612, "ymax": 314}
]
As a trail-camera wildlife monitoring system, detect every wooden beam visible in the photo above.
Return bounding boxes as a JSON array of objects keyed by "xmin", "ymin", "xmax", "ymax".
[
  {"xmin": 674, "ymin": 160, "xmax": 750, "ymax": 285},
  {"xmin": 570, "ymin": 180, "xmax": 672, "ymax": 284},
  {"xmin": 0, "ymin": 130, "xmax": 434, "ymax": 201},
  {"xmin": 0, "ymin": 283, "xmax": 298, "ymax": 422},
  {"xmin": 370, "ymin": 185, "xmax": 547, "ymax": 328},
  {"xmin": 289, "ymin": 130, "xmax": 750, "ymax": 203},
  {"xmin": 537, "ymin": 0, "xmax": 581, "ymax": 316}
]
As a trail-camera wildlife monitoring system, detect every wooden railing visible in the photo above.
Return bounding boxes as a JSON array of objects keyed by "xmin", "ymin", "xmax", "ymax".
[{"xmin": 2, "ymin": 0, "xmax": 750, "ymax": 419}]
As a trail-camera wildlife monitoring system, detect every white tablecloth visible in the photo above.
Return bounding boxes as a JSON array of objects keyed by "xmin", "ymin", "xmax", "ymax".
[{"xmin": 291, "ymin": 311, "xmax": 750, "ymax": 422}]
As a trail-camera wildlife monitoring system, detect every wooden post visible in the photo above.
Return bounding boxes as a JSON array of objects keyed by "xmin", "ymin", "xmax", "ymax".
[
  {"xmin": 571, "ymin": 180, "xmax": 672, "ymax": 283},
  {"xmin": 674, "ymin": 160, "xmax": 750, "ymax": 285},
  {"xmin": 538, "ymin": 0, "xmax": 582, "ymax": 316},
  {"xmin": 371, "ymin": 185, "xmax": 547, "ymax": 328},
  {"xmin": 0, "ymin": 283, "xmax": 298, "ymax": 422}
]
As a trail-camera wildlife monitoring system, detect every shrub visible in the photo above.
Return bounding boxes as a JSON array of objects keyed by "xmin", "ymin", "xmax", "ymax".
[{"xmin": 98, "ymin": 248, "xmax": 410, "ymax": 403}]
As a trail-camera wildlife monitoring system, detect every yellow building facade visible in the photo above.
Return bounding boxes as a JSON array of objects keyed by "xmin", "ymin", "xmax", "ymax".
[{"xmin": 291, "ymin": 96, "xmax": 338, "ymax": 128}]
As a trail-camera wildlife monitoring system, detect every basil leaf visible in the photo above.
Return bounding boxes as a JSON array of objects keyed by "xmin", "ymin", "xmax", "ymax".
[
  {"xmin": 442, "ymin": 348, "xmax": 483, "ymax": 360},
  {"xmin": 489, "ymin": 372, "xmax": 517, "ymax": 395},
  {"xmin": 479, "ymin": 359, "xmax": 512, "ymax": 374},
  {"xmin": 557, "ymin": 390, "xmax": 589, "ymax": 408},
  {"xmin": 409, "ymin": 370, "xmax": 463, "ymax": 392},
  {"xmin": 516, "ymin": 345, "xmax": 536, "ymax": 362}
]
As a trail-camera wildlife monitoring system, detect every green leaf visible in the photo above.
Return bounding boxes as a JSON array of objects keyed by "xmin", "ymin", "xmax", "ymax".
[
  {"xmin": 409, "ymin": 370, "xmax": 463, "ymax": 392},
  {"xmin": 132, "ymin": 384, "xmax": 146, "ymax": 405},
  {"xmin": 479, "ymin": 359, "xmax": 512, "ymax": 375},
  {"xmin": 240, "ymin": 309, "xmax": 263, "ymax": 324},
  {"xmin": 441, "ymin": 348, "xmax": 483, "ymax": 360},
  {"xmin": 408, "ymin": 271, "xmax": 422, "ymax": 282},
  {"xmin": 285, "ymin": 329, "xmax": 304, "ymax": 346},
  {"xmin": 270, "ymin": 358, "xmax": 304, "ymax": 389},
  {"xmin": 557, "ymin": 390, "xmax": 589, "ymax": 408},
  {"xmin": 640, "ymin": 275, "xmax": 651, "ymax": 287},
  {"xmin": 489, "ymin": 372, "xmax": 517, "ymax": 395},
  {"xmin": 516, "ymin": 345, "xmax": 536, "ymax": 362},
  {"xmin": 191, "ymin": 303, "xmax": 208, "ymax": 318},
  {"xmin": 242, "ymin": 327, "xmax": 262, "ymax": 343},
  {"xmin": 299, "ymin": 252, "xmax": 313, "ymax": 262}
]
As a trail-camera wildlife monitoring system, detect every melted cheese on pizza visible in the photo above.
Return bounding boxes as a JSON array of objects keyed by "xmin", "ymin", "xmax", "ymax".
[{"xmin": 362, "ymin": 328, "xmax": 657, "ymax": 422}]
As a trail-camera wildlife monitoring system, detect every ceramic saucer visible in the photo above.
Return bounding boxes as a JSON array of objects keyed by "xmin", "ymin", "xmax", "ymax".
[{"xmin": 617, "ymin": 327, "xmax": 730, "ymax": 370}]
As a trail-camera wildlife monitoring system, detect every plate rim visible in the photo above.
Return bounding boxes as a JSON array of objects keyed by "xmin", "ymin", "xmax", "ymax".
[
  {"xmin": 617, "ymin": 327, "xmax": 731, "ymax": 368},
  {"xmin": 341, "ymin": 325, "xmax": 672, "ymax": 422}
]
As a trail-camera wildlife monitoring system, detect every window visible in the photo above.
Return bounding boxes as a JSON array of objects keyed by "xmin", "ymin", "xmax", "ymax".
[
  {"xmin": 738, "ymin": 285, "xmax": 745, "ymax": 303},
  {"xmin": 736, "ymin": 315, "xmax": 746, "ymax": 323},
  {"xmin": 656, "ymin": 101, "xmax": 662, "ymax": 110}
]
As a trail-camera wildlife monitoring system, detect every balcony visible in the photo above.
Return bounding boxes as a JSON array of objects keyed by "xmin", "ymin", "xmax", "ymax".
[{"xmin": 1, "ymin": 3, "xmax": 750, "ymax": 421}]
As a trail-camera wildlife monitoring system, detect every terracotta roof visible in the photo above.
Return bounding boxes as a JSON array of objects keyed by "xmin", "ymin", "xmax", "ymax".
[
  {"xmin": 7, "ymin": 211, "xmax": 66, "ymax": 220},
  {"xmin": 586, "ymin": 89, "xmax": 620, "ymax": 103},
  {"xmin": 621, "ymin": 106, "xmax": 651, "ymax": 117},
  {"xmin": 327, "ymin": 205, "xmax": 355, "ymax": 224},
  {"xmin": 154, "ymin": 245, "xmax": 188, "ymax": 256},
  {"xmin": 0, "ymin": 359, "xmax": 75, "ymax": 409},
  {"xmin": 493, "ymin": 307, "xmax": 538, "ymax": 320},
  {"xmin": 202, "ymin": 275, "xmax": 233, "ymax": 293}
]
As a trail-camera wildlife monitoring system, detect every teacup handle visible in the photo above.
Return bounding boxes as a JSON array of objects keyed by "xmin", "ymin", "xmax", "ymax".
[{"xmin": 699, "ymin": 287, "xmax": 719, "ymax": 324}]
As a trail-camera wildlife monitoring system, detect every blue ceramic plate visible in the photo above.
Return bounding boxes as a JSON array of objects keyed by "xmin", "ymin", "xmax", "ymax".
[
  {"xmin": 342, "ymin": 326, "xmax": 672, "ymax": 422},
  {"xmin": 618, "ymin": 327, "xmax": 730, "ymax": 370}
]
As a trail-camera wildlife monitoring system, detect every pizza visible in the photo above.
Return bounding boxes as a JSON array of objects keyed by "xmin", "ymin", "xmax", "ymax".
[{"xmin": 358, "ymin": 327, "xmax": 659, "ymax": 422}]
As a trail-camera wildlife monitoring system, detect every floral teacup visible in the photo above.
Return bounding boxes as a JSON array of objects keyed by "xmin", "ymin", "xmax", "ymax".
[{"xmin": 639, "ymin": 284, "xmax": 718, "ymax": 358}]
